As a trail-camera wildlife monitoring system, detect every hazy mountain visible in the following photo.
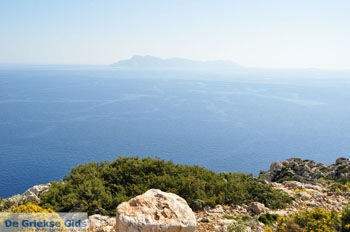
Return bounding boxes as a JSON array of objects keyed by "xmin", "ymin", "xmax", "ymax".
[{"xmin": 111, "ymin": 55, "xmax": 241, "ymax": 70}]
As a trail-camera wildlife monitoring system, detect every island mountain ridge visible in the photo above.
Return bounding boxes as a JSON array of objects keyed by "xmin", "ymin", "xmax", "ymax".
[{"xmin": 111, "ymin": 55, "xmax": 242, "ymax": 70}]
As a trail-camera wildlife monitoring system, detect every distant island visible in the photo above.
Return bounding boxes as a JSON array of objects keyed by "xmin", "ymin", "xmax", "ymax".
[{"xmin": 111, "ymin": 55, "xmax": 242, "ymax": 70}]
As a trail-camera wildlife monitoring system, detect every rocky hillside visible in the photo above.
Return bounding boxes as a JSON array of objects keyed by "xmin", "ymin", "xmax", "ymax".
[
  {"xmin": 195, "ymin": 157, "xmax": 350, "ymax": 231},
  {"xmin": 1, "ymin": 157, "xmax": 349, "ymax": 232},
  {"xmin": 89, "ymin": 157, "xmax": 350, "ymax": 231},
  {"xmin": 82, "ymin": 157, "xmax": 350, "ymax": 231},
  {"xmin": 195, "ymin": 179, "xmax": 349, "ymax": 231},
  {"xmin": 260, "ymin": 157, "xmax": 350, "ymax": 183}
]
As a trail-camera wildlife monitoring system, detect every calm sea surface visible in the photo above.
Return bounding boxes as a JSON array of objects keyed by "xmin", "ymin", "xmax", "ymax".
[{"xmin": 1, "ymin": 67, "xmax": 350, "ymax": 197}]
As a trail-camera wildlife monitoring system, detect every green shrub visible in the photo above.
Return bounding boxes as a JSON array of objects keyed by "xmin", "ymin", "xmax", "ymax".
[
  {"xmin": 277, "ymin": 208, "xmax": 340, "ymax": 232},
  {"xmin": 341, "ymin": 204, "xmax": 350, "ymax": 232},
  {"xmin": 227, "ymin": 221, "xmax": 247, "ymax": 232},
  {"xmin": 338, "ymin": 177, "xmax": 350, "ymax": 185},
  {"xmin": 40, "ymin": 156, "xmax": 291, "ymax": 215},
  {"xmin": 275, "ymin": 205, "xmax": 350, "ymax": 232},
  {"xmin": 241, "ymin": 216, "xmax": 251, "ymax": 221},
  {"xmin": 258, "ymin": 213, "xmax": 279, "ymax": 225},
  {"xmin": 0, "ymin": 197, "xmax": 21, "ymax": 212},
  {"xmin": 244, "ymin": 182, "xmax": 291, "ymax": 209},
  {"xmin": 277, "ymin": 217, "xmax": 303, "ymax": 232},
  {"xmin": 294, "ymin": 208, "xmax": 340, "ymax": 232},
  {"xmin": 223, "ymin": 214, "xmax": 235, "ymax": 219}
]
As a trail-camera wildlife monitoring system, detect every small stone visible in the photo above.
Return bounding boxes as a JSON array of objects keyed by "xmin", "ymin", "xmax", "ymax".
[
  {"xmin": 200, "ymin": 217, "xmax": 210, "ymax": 223},
  {"xmin": 250, "ymin": 202, "xmax": 268, "ymax": 215}
]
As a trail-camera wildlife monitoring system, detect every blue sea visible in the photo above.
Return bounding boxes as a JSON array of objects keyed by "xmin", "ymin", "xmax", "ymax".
[{"xmin": 1, "ymin": 66, "xmax": 350, "ymax": 198}]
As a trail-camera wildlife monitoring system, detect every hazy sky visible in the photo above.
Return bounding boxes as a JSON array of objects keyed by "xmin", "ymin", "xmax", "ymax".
[{"xmin": 1, "ymin": 0, "xmax": 350, "ymax": 69}]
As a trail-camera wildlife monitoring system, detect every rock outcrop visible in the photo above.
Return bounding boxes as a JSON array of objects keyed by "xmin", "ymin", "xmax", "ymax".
[
  {"xmin": 2, "ymin": 157, "xmax": 349, "ymax": 232},
  {"xmin": 116, "ymin": 189, "xmax": 196, "ymax": 232},
  {"xmin": 89, "ymin": 214, "xmax": 116, "ymax": 232},
  {"xmin": 194, "ymin": 178, "xmax": 349, "ymax": 232},
  {"xmin": 7, "ymin": 184, "xmax": 50, "ymax": 205},
  {"xmin": 260, "ymin": 157, "xmax": 350, "ymax": 183},
  {"xmin": 250, "ymin": 202, "xmax": 268, "ymax": 215},
  {"xmin": 22, "ymin": 184, "xmax": 50, "ymax": 201}
]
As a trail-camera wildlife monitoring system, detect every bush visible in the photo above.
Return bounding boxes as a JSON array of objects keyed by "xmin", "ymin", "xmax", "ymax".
[
  {"xmin": 40, "ymin": 156, "xmax": 291, "ymax": 215},
  {"xmin": 10, "ymin": 203, "xmax": 68, "ymax": 231},
  {"xmin": 227, "ymin": 217, "xmax": 262, "ymax": 232},
  {"xmin": 277, "ymin": 217, "xmax": 303, "ymax": 232},
  {"xmin": 0, "ymin": 198, "xmax": 3, "ymax": 211},
  {"xmin": 12, "ymin": 202, "xmax": 54, "ymax": 213},
  {"xmin": 293, "ymin": 208, "xmax": 340, "ymax": 232},
  {"xmin": 258, "ymin": 213, "xmax": 279, "ymax": 225},
  {"xmin": 227, "ymin": 221, "xmax": 247, "ymax": 232},
  {"xmin": 244, "ymin": 182, "xmax": 291, "ymax": 209},
  {"xmin": 277, "ymin": 208, "xmax": 340, "ymax": 232},
  {"xmin": 341, "ymin": 204, "xmax": 350, "ymax": 232},
  {"xmin": 223, "ymin": 214, "xmax": 235, "ymax": 219},
  {"xmin": 0, "ymin": 196, "xmax": 23, "ymax": 212}
]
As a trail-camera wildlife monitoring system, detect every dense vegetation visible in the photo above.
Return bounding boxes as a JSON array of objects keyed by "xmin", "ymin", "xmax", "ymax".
[
  {"xmin": 273, "ymin": 206, "xmax": 350, "ymax": 232},
  {"xmin": 39, "ymin": 156, "xmax": 291, "ymax": 215},
  {"xmin": 226, "ymin": 205, "xmax": 350, "ymax": 232},
  {"xmin": 258, "ymin": 213, "xmax": 279, "ymax": 226},
  {"xmin": 12, "ymin": 202, "xmax": 54, "ymax": 213}
]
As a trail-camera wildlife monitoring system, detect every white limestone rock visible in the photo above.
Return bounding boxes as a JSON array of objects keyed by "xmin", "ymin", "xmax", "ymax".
[
  {"xmin": 116, "ymin": 189, "xmax": 196, "ymax": 232},
  {"xmin": 89, "ymin": 214, "xmax": 116, "ymax": 232},
  {"xmin": 22, "ymin": 184, "xmax": 50, "ymax": 201}
]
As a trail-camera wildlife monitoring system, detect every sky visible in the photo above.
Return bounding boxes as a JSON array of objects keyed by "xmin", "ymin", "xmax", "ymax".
[{"xmin": 0, "ymin": 0, "xmax": 350, "ymax": 69}]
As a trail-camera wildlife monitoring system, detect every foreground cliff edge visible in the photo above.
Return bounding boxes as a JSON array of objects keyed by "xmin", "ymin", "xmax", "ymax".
[{"xmin": 1, "ymin": 157, "xmax": 349, "ymax": 232}]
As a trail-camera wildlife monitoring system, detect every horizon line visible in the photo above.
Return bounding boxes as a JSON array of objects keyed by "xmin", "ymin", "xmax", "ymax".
[{"xmin": 1, "ymin": 54, "xmax": 350, "ymax": 71}]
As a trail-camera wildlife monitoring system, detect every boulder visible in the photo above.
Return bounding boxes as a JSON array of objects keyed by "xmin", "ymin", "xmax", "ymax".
[
  {"xmin": 270, "ymin": 162, "xmax": 283, "ymax": 172},
  {"xmin": 8, "ymin": 194, "xmax": 23, "ymax": 203},
  {"xmin": 28, "ymin": 185, "xmax": 49, "ymax": 195},
  {"xmin": 336, "ymin": 157, "xmax": 348, "ymax": 165},
  {"xmin": 22, "ymin": 184, "xmax": 50, "ymax": 202},
  {"xmin": 89, "ymin": 214, "xmax": 115, "ymax": 228},
  {"xmin": 89, "ymin": 214, "xmax": 116, "ymax": 232},
  {"xmin": 23, "ymin": 191, "xmax": 39, "ymax": 201},
  {"xmin": 250, "ymin": 202, "xmax": 268, "ymax": 215},
  {"xmin": 116, "ymin": 189, "xmax": 196, "ymax": 232}
]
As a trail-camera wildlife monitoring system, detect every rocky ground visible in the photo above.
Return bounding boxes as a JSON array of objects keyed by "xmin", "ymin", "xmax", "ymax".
[
  {"xmin": 195, "ymin": 179, "xmax": 349, "ymax": 232},
  {"xmin": 2, "ymin": 157, "xmax": 350, "ymax": 232},
  {"xmin": 89, "ymin": 174, "xmax": 349, "ymax": 232},
  {"xmin": 260, "ymin": 157, "xmax": 350, "ymax": 183},
  {"xmin": 89, "ymin": 178, "xmax": 349, "ymax": 231},
  {"xmin": 89, "ymin": 158, "xmax": 350, "ymax": 232}
]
